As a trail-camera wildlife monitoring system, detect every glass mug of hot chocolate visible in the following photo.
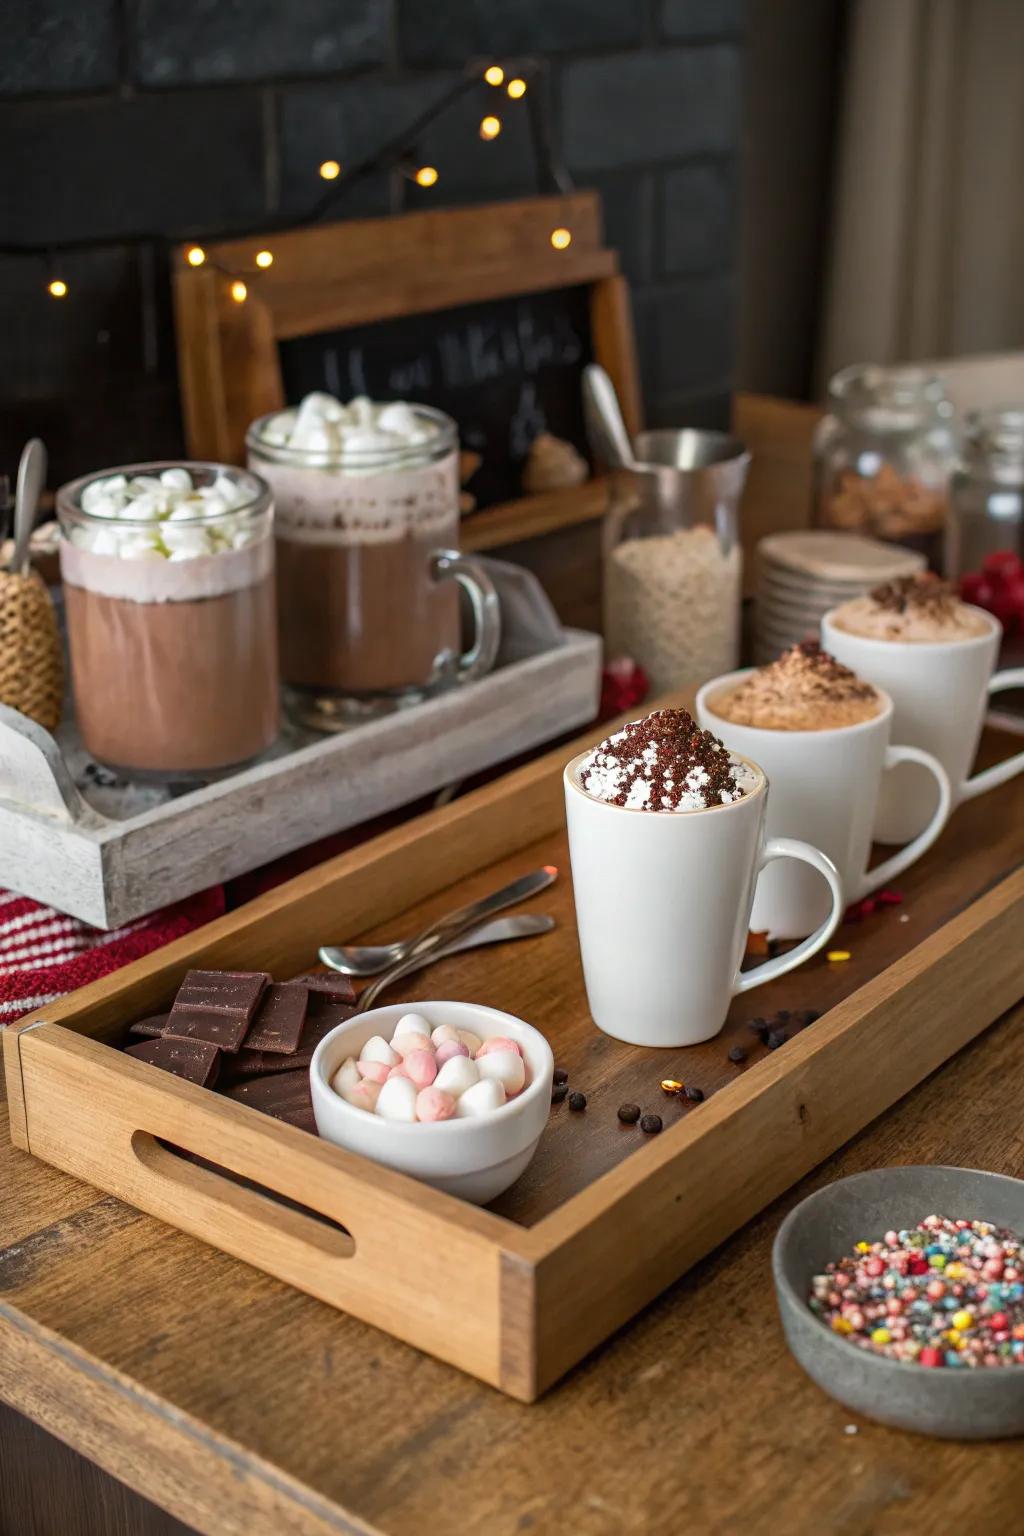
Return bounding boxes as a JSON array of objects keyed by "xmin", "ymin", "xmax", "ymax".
[
  {"xmin": 247, "ymin": 394, "xmax": 500, "ymax": 728},
  {"xmin": 823, "ymin": 576, "xmax": 1024, "ymax": 843},
  {"xmin": 57, "ymin": 463, "xmax": 279, "ymax": 778},
  {"xmin": 564, "ymin": 709, "xmax": 843, "ymax": 1047},
  {"xmin": 696, "ymin": 643, "xmax": 952, "ymax": 939}
]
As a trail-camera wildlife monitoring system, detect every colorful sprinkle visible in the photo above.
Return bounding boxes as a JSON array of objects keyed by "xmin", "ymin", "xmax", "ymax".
[{"xmin": 827, "ymin": 950, "xmax": 851, "ymax": 963}]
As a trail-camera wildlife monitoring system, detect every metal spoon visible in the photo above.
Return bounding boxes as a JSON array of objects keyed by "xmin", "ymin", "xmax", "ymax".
[
  {"xmin": 319, "ymin": 864, "xmax": 557, "ymax": 976},
  {"xmin": 9, "ymin": 439, "xmax": 47, "ymax": 575},
  {"xmin": 354, "ymin": 913, "xmax": 554, "ymax": 1014},
  {"xmin": 582, "ymin": 364, "xmax": 641, "ymax": 471}
]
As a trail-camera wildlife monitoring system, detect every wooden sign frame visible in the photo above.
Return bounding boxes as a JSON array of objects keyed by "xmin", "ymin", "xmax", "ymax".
[{"xmin": 172, "ymin": 191, "xmax": 642, "ymax": 469}]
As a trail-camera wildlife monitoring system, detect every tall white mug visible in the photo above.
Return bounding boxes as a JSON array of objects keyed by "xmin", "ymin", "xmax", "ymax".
[
  {"xmin": 564, "ymin": 750, "xmax": 843, "ymax": 1047},
  {"xmin": 822, "ymin": 607, "xmax": 1024, "ymax": 843},
  {"xmin": 696, "ymin": 675, "xmax": 952, "ymax": 939}
]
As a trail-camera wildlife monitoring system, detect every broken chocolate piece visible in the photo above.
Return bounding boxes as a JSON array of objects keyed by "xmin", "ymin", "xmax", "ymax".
[
  {"xmin": 125, "ymin": 1035, "xmax": 221, "ymax": 1088},
  {"xmin": 225, "ymin": 1070, "xmax": 316, "ymax": 1134},
  {"xmin": 127, "ymin": 1013, "xmax": 170, "ymax": 1039},
  {"xmin": 244, "ymin": 982, "xmax": 308, "ymax": 1055},
  {"xmin": 287, "ymin": 971, "xmax": 356, "ymax": 1004},
  {"xmin": 166, "ymin": 969, "xmax": 269, "ymax": 1053},
  {"xmin": 223, "ymin": 1009, "xmax": 349, "ymax": 1082}
]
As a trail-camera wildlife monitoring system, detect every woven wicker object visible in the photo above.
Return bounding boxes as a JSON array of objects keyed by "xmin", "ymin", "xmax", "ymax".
[{"xmin": 0, "ymin": 567, "xmax": 63, "ymax": 732}]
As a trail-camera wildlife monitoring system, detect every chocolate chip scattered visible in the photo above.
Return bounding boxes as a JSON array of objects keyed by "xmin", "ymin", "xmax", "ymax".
[
  {"xmin": 728, "ymin": 1045, "xmax": 747, "ymax": 1064},
  {"xmin": 551, "ymin": 1082, "xmax": 568, "ymax": 1103},
  {"xmin": 796, "ymin": 1009, "xmax": 820, "ymax": 1026},
  {"xmin": 766, "ymin": 1029, "xmax": 788, "ymax": 1050},
  {"xmin": 617, "ymin": 1102, "xmax": 641, "ymax": 1124},
  {"xmin": 775, "ymin": 1009, "xmax": 791, "ymax": 1022},
  {"xmin": 684, "ymin": 1085, "xmax": 705, "ymax": 1103},
  {"xmin": 640, "ymin": 1113, "xmax": 663, "ymax": 1134},
  {"xmin": 553, "ymin": 1066, "xmax": 569, "ymax": 1085},
  {"xmin": 748, "ymin": 1016, "xmax": 770, "ymax": 1038},
  {"xmin": 568, "ymin": 1091, "xmax": 587, "ymax": 1112}
]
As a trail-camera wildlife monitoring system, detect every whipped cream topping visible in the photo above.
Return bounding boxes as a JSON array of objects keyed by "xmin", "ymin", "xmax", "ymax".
[
  {"xmin": 66, "ymin": 468, "xmax": 262, "ymax": 561},
  {"xmin": 713, "ymin": 641, "xmax": 880, "ymax": 732},
  {"xmin": 579, "ymin": 709, "xmax": 756, "ymax": 812},
  {"xmin": 254, "ymin": 393, "xmax": 441, "ymax": 465},
  {"xmin": 832, "ymin": 575, "xmax": 991, "ymax": 643}
]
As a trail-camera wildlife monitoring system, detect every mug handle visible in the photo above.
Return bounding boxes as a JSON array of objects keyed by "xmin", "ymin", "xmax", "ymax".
[
  {"xmin": 430, "ymin": 550, "xmax": 502, "ymax": 685},
  {"xmin": 960, "ymin": 667, "xmax": 1024, "ymax": 802},
  {"xmin": 733, "ymin": 838, "xmax": 843, "ymax": 996},
  {"xmin": 851, "ymin": 744, "xmax": 952, "ymax": 899}
]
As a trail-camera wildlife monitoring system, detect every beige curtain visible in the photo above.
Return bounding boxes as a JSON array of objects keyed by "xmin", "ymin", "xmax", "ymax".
[{"xmin": 819, "ymin": 0, "xmax": 1024, "ymax": 385}]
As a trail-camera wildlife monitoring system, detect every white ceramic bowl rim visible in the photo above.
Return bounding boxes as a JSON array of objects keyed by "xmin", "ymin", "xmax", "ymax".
[
  {"xmin": 310, "ymin": 1002, "xmax": 553, "ymax": 1139},
  {"xmin": 564, "ymin": 745, "xmax": 766, "ymax": 817},
  {"xmin": 821, "ymin": 602, "xmax": 1000, "ymax": 652}
]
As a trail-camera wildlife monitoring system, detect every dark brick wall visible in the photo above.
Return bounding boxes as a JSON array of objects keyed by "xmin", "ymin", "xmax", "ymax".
[{"xmin": 1, "ymin": 0, "xmax": 745, "ymax": 485}]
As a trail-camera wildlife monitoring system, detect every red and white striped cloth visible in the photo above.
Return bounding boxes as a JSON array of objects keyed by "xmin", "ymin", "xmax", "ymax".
[{"xmin": 0, "ymin": 886, "xmax": 225, "ymax": 1025}]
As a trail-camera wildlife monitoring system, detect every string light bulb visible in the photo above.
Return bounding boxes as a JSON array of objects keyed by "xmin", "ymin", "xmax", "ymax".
[
  {"xmin": 230, "ymin": 280, "xmax": 248, "ymax": 303},
  {"xmin": 186, "ymin": 246, "xmax": 206, "ymax": 267},
  {"xmin": 507, "ymin": 78, "xmax": 527, "ymax": 99},
  {"xmin": 550, "ymin": 227, "xmax": 572, "ymax": 250},
  {"xmin": 319, "ymin": 159, "xmax": 341, "ymax": 180},
  {"xmin": 48, "ymin": 278, "xmax": 67, "ymax": 298},
  {"xmin": 479, "ymin": 115, "xmax": 502, "ymax": 140},
  {"xmin": 484, "ymin": 65, "xmax": 504, "ymax": 86},
  {"xmin": 415, "ymin": 165, "xmax": 439, "ymax": 188},
  {"xmin": 255, "ymin": 249, "xmax": 273, "ymax": 268}
]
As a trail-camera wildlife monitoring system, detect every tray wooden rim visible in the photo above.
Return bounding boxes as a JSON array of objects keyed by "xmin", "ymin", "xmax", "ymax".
[{"xmin": 6, "ymin": 694, "xmax": 1024, "ymax": 1400}]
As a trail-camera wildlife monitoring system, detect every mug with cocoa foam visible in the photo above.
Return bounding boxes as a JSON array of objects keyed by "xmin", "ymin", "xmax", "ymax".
[
  {"xmin": 696, "ymin": 642, "xmax": 952, "ymax": 938},
  {"xmin": 823, "ymin": 576, "xmax": 1024, "ymax": 842},
  {"xmin": 57, "ymin": 463, "xmax": 279, "ymax": 778},
  {"xmin": 247, "ymin": 395, "xmax": 500, "ymax": 729}
]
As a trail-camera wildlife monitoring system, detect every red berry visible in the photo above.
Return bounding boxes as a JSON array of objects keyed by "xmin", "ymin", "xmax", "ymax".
[
  {"xmin": 1004, "ymin": 575, "xmax": 1024, "ymax": 616},
  {"xmin": 967, "ymin": 577, "xmax": 998, "ymax": 612},
  {"xmin": 987, "ymin": 588, "xmax": 1019, "ymax": 629},
  {"xmin": 960, "ymin": 572, "xmax": 986, "ymax": 603},
  {"xmin": 918, "ymin": 1346, "xmax": 944, "ymax": 1368},
  {"xmin": 982, "ymin": 549, "xmax": 1022, "ymax": 580}
]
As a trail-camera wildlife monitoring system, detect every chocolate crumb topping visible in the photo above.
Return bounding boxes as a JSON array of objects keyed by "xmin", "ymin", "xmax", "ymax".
[
  {"xmin": 869, "ymin": 574, "xmax": 957, "ymax": 617},
  {"xmin": 579, "ymin": 708, "xmax": 752, "ymax": 811},
  {"xmin": 712, "ymin": 641, "xmax": 879, "ymax": 732}
]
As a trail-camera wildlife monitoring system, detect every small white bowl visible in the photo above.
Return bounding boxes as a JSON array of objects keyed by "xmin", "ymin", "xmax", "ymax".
[{"xmin": 309, "ymin": 1001, "xmax": 554, "ymax": 1205}]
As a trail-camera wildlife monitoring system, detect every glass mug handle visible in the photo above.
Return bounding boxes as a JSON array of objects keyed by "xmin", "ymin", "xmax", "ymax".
[
  {"xmin": 960, "ymin": 668, "xmax": 1024, "ymax": 802},
  {"xmin": 732, "ymin": 838, "xmax": 843, "ymax": 996},
  {"xmin": 430, "ymin": 549, "xmax": 501, "ymax": 685}
]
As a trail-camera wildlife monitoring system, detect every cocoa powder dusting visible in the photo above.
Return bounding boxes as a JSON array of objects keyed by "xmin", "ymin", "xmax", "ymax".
[{"xmin": 869, "ymin": 574, "xmax": 957, "ymax": 617}]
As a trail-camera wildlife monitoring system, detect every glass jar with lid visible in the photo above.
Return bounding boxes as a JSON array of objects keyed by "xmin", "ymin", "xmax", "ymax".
[
  {"xmin": 948, "ymin": 406, "xmax": 1024, "ymax": 577},
  {"xmin": 813, "ymin": 364, "xmax": 956, "ymax": 569}
]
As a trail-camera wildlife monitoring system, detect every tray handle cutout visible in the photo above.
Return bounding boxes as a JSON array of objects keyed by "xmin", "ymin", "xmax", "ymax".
[{"xmin": 131, "ymin": 1130, "xmax": 355, "ymax": 1262}]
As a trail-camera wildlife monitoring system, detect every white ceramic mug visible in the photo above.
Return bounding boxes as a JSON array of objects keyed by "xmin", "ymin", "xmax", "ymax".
[
  {"xmin": 696, "ymin": 674, "xmax": 952, "ymax": 939},
  {"xmin": 822, "ymin": 607, "xmax": 1024, "ymax": 843},
  {"xmin": 563, "ymin": 751, "xmax": 843, "ymax": 1047}
]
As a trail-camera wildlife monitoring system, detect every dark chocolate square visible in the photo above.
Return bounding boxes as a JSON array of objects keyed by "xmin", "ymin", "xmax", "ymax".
[
  {"xmin": 166, "ymin": 969, "xmax": 270, "ymax": 1053},
  {"xmin": 125, "ymin": 1035, "xmax": 221, "ymax": 1088},
  {"xmin": 127, "ymin": 1013, "xmax": 170, "ymax": 1039},
  {"xmin": 244, "ymin": 982, "xmax": 308, "ymax": 1055},
  {"xmin": 224, "ymin": 1070, "xmax": 315, "ymax": 1133},
  {"xmin": 287, "ymin": 970, "xmax": 356, "ymax": 1004}
]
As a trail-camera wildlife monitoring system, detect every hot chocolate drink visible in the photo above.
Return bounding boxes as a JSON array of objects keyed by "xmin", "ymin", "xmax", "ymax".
[
  {"xmin": 58, "ymin": 465, "xmax": 279, "ymax": 776},
  {"xmin": 711, "ymin": 641, "xmax": 882, "ymax": 732},
  {"xmin": 578, "ymin": 707, "xmax": 757, "ymax": 811},
  {"xmin": 830, "ymin": 574, "xmax": 991, "ymax": 643}
]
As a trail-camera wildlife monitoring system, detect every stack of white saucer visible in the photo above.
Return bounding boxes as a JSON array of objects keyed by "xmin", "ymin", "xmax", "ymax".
[{"xmin": 754, "ymin": 532, "xmax": 927, "ymax": 665}]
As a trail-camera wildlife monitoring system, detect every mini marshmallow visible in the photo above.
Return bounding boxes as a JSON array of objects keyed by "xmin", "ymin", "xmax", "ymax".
[
  {"xmin": 330, "ymin": 1056, "xmax": 360, "ymax": 1099},
  {"xmin": 475, "ymin": 1036, "xmax": 523, "ymax": 1060},
  {"xmin": 359, "ymin": 1035, "xmax": 400, "ymax": 1068},
  {"xmin": 377, "ymin": 401, "xmax": 420, "ymax": 438},
  {"xmin": 386, "ymin": 1064, "xmax": 411, "ymax": 1080},
  {"xmin": 434, "ymin": 1055, "xmax": 479, "ymax": 1098},
  {"xmin": 355, "ymin": 1060, "xmax": 389, "ymax": 1085},
  {"xmin": 415, "ymin": 1087, "xmax": 457, "ymax": 1123},
  {"xmin": 456, "ymin": 1078, "xmax": 506, "ymax": 1118},
  {"xmin": 376, "ymin": 1075, "xmax": 418, "ymax": 1123},
  {"xmin": 402, "ymin": 1049, "xmax": 438, "ymax": 1089},
  {"xmin": 434, "ymin": 1041, "xmax": 469, "ymax": 1067},
  {"xmin": 160, "ymin": 467, "xmax": 193, "ymax": 491},
  {"xmin": 457, "ymin": 1030, "xmax": 483, "ymax": 1055},
  {"xmin": 394, "ymin": 1012, "xmax": 432, "ymax": 1040},
  {"xmin": 350, "ymin": 1079, "xmax": 381, "ymax": 1112},
  {"xmin": 476, "ymin": 1049, "xmax": 526, "ymax": 1097},
  {"xmin": 431, "ymin": 1024, "xmax": 461, "ymax": 1047},
  {"xmin": 390, "ymin": 1033, "xmax": 436, "ymax": 1060}
]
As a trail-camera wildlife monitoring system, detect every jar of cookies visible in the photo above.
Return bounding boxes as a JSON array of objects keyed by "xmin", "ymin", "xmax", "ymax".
[{"xmin": 813, "ymin": 364, "xmax": 956, "ymax": 571}]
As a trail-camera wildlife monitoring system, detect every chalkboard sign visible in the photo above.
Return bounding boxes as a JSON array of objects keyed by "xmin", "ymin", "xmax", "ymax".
[{"xmin": 278, "ymin": 287, "xmax": 593, "ymax": 508}]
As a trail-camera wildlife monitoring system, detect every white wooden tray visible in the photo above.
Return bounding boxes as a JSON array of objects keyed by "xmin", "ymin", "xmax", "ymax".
[{"xmin": 0, "ymin": 628, "xmax": 600, "ymax": 928}]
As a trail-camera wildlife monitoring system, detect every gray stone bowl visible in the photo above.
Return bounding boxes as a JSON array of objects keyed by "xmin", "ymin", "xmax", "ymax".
[{"xmin": 773, "ymin": 1166, "xmax": 1024, "ymax": 1439}]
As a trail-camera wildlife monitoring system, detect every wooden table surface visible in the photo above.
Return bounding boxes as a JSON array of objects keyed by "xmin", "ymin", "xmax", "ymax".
[{"xmin": 2, "ymin": 993, "xmax": 1022, "ymax": 1534}]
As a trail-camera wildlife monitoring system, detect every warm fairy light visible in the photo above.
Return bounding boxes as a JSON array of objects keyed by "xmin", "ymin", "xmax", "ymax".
[
  {"xmin": 319, "ymin": 159, "xmax": 341, "ymax": 180},
  {"xmin": 48, "ymin": 278, "xmax": 67, "ymax": 298},
  {"xmin": 186, "ymin": 246, "xmax": 206, "ymax": 267},
  {"xmin": 415, "ymin": 165, "xmax": 439, "ymax": 187},
  {"xmin": 479, "ymin": 115, "xmax": 502, "ymax": 140},
  {"xmin": 255, "ymin": 249, "xmax": 273, "ymax": 268},
  {"xmin": 484, "ymin": 65, "xmax": 504, "ymax": 86},
  {"xmin": 230, "ymin": 280, "xmax": 248, "ymax": 303},
  {"xmin": 507, "ymin": 78, "xmax": 527, "ymax": 99},
  {"xmin": 550, "ymin": 226, "xmax": 572, "ymax": 250}
]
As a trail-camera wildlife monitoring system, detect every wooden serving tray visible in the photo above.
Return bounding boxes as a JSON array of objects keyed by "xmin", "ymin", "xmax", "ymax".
[{"xmin": 5, "ymin": 698, "xmax": 1023, "ymax": 1401}]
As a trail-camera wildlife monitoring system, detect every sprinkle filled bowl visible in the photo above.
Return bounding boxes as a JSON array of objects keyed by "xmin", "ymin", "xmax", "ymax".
[
  {"xmin": 773, "ymin": 1166, "xmax": 1024, "ymax": 1438},
  {"xmin": 310, "ymin": 1002, "xmax": 554, "ymax": 1205}
]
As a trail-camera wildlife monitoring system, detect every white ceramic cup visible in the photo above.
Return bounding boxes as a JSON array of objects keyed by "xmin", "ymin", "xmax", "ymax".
[
  {"xmin": 563, "ymin": 750, "xmax": 843, "ymax": 1047},
  {"xmin": 696, "ymin": 674, "xmax": 953, "ymax": 939},
  {"xmin": 822, "ymin": 607, "xmax": 1024, "ymax": 843}
]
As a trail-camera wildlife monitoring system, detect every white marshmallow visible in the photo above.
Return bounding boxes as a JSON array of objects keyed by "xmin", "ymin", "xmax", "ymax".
[
  {"xmin": 476, "ymin": 1049, "xmax": 526, "ymax": 1097},
  {"xmin": 456, "ymin": 1078, "xmax": 506, "ymax": 1117},
  {"xmin": 431, "ymin": 1024, "xmax": 460, "ymax": 1047},
  {"xmin": 457, "ymin": 1030, "xmax": 482, "ymax": 1055},
  {"xmin": 375, "ymin": 1075, "xmax": 418, "ymax": 1122},
  {"xmin": 359, "ymin": 1035, "xmax": 400, "ymax": 1068},
  {"xmin": 376, "ymin": 401, "xmax": 420, "ymax": 439},
  {"xmin": 434, "ymin": 1055, "xmax": 479, "ymax": 1098},
  {"xmin": 160, "ymin": 467, "xmax": 193, "ymax": 491},
  {"xmin": 330, "ymin": 1056, "xmax": 360, "ymax": 1099},
  {"xmin": 393, "ymin": 1011, "xmax": 432, "ymax": 1040}
]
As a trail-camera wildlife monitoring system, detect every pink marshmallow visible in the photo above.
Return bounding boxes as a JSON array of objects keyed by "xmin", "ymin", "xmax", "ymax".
[
  {"xmin": 356, "ymin": 1060, "xmax": 389, "ymax": 1084},
  {"xmin": 415, "ymin": 1087, "xmax": 457, "ymax": 1123},
  {"xmin": 435, "ymin": 1040, "xmax": 470, "ymax": 1066},
  {"xmin": 403, "ymin": 1048, "xmax": 438, "ymax": 1089},
  {"xmin": 386, "ymin": 1064, "xmax": 411, "ymax": 1081},
  {"xmin": 475, "ymin": 1035, "xmax": 523, "ymax": 1060},
  {"xmin": 351, "ymin": 1079, "xmax": 381, "ymax": 1111},
  {"xmin": 391, "ymin": 1033, "xmax": 437, "ymax": 1060}
]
